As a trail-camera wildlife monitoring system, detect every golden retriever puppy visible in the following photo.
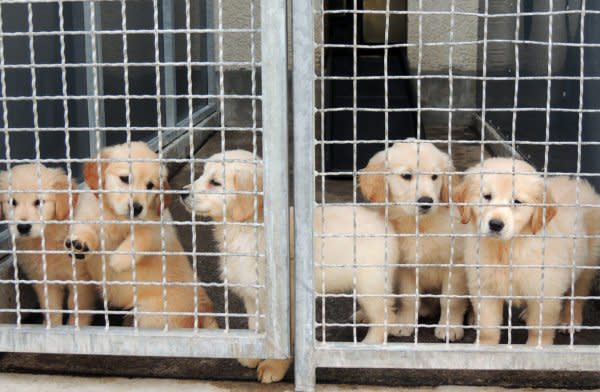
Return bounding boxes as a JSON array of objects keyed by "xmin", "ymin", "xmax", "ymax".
[
  {"xmin": 181, "ymin": 150, "xmax": 400, "ymax": 383},
  {"xmin": 453, "ymin": 158, "xmax": 600, "ymax": 345},
  {"xmin": 0, "ymin": 164, "xmax": 95, "ymax": 326},
  {"xmin": 359, "ymin": 139, "xmax": 468, "ymax": 341},
  {"xmin": 65, "ymin": 142, "xmax": 216, "ymax": 329}
]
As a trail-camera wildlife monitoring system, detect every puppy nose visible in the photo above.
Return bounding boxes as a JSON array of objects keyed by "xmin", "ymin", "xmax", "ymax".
[
  {"xmin": 180, "ymin": 191, "xmax": 190, "ymax": 201},
  {"xmin": 17, "ymin": 224, "xmax": 31, "ymax": 235},
  {"xmin": 132, "ymin": 203, "xmax": 143, "ymax": 217},
  {"xmin": 488, "ymin": 219, "xmax": 505, "ymax": 233},
  {"xmin": 417, "ymin": 196, "xmax": 434, "ymax": 210}
]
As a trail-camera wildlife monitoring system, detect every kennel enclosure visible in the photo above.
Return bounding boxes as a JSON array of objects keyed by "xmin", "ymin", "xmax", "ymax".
[
  {"xmin": 0, "ymin": 0, "xmax": 290, "ymax": 361},
  {"xmin": 0, "ymin": 0, "xmax": 599, "ymax": 391}
]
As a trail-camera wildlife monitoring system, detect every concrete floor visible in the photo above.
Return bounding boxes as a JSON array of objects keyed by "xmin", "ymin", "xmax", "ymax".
[
  {"xmin": 4, "ymin": 373, "xmax": 600, "ymax": 392},
  {"xmin": 1, "ymin": 127, "xmax": 600, "ymax": 388}
]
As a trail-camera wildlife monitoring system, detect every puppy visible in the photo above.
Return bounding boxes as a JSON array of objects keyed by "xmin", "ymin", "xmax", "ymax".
[
  {"xmin": 360, "ymin": 140, "xmax": 468, "ymax": 341},
  {"xmin": 65, "ymin": 142, "xmax": 216, "ymax": 329},
  {"xmin": 0, "ymin": 164, "xmax": 95, "ymax": 326},
  {"xmin": 182, "ymin": 150, "xmax": 400, "ymax": 383},
  {"xmin": 453, "ymin": 158, "xmax": 600, "ymax": 345}
]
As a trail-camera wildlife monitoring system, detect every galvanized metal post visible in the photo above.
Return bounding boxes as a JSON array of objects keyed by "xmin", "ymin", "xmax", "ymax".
[
  {"xmin": 293, "ymin": 0, "xmax": 316, "ymax": 389},
  {"xmin": 261, "ymin": 0, "xmax": 291, "ymax": 359}
]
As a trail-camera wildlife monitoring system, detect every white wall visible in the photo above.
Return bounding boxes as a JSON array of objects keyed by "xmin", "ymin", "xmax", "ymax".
[
  {"xmin": 407, "ymin": 0, "xmax": 478, "ymax": 73},
  {"xmin": 219, "ymin": 0, "xmax": 479, "ymax": 73},
  {"xmin": 218, "ymin": 0, "xmax": 261, "ymax": 66}
]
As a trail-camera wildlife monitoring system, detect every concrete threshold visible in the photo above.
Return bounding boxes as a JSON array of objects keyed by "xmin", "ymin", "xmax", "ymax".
[{"xmin": 0, "ymin": 373, "xmax": 598, "ymax": 392}]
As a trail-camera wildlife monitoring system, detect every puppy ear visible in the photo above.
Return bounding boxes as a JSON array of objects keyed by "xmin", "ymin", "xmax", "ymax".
[
  {"xmin": 530, "ymin": 189, "xmax": 557, "ymax": 234},
  {"xmin": 49, "ymin": 168, "xmax": 78, "ymax": 221},
  {"xmin": 452, "ymin": 178, "xmax": 472, "ymax": 224},
  {"xmin": 440, "ymin": 162, "xmax": 457, "ymax": 204},
  {"xmin": 155, "ymin": 180, "xmax": 172, "ymax": 215},
  {"xmin": 229, "ymin": 167, "xmax": 263, "ymax": 222},
  {"xmin": 359, "ymin": 150, "xmax": 387, "ymax": 202},
  {"xmin": 83, "ymin": 150, "xmax": 109, "ymax": 190}
]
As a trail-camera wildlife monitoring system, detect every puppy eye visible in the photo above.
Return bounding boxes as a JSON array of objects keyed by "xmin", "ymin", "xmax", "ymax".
[
  {"xmin": 210, "ymin": 179, "xmax": 222, "ymax": 187},
  {"xmin": 483, "ymin": 194, "xmax": 492, "ymax": 201},
  {"xmin": 514, "ymin": 199, "xmax": 522, "ymax": 205},
  {"xmin": 34, "ymin": 199, "xmax": 40, "ymax": 207},
  {"xmin": 146, "ymin": 182, "xmax": 154, "ymax": 190},
  {"xmin": 401, "ymin": 173, "xmax": 412, "ymax": 181},
  {"xmin": 11, "ymin": 199, "xmax": 17, "ymax": 207},
  {"xmin": 431, "ymin": 174, "xmax": 438, "ymax": 181},
  {"xmin": 119, "ymin": 176, "xmax": 130, "ymax": 184}
]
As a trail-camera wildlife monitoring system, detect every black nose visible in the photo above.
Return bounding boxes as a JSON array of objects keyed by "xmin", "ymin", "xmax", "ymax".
[
  {"xmin": 17, "ymin": 224, "xmax": 31, "ymax": 235},
  {"xmin": 489, "ymin": 219, "xmax": 505, "ymax": 233},
  {"xmin": 132, "ymin": 203, "xmax": 143, "ymax": 217},
  {"xmin": 417, "ymin": 196, "xmax": 434, "ymax": 210},
  {"xmin": 180, "ymin": 191, "xmax": 190, "ymax": 201}
]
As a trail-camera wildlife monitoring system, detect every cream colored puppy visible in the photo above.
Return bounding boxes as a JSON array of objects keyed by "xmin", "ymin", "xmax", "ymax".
[
  {"xmin": 360, "ymin": 140, "xmax": 468, "ymax": 341},
  {"xmin": 453, "ymin": 158, "xmax": 600, "ymax": 345},
  {"xmin": 0, "ymin": 164, "xmax": 95, "ymax": 326},
  {"xmin": 65, "ymin": 142, "xmax": 216, "ymax": 329},
  {"xmin": 181, "ymin": 150, "xmax": 400, "ymax": 383}
]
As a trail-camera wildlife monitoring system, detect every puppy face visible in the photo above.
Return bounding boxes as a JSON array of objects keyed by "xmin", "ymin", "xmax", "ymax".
[
  {"xmin": 359, "ymin": 139, "xmax": 455, "ymax": 216},
  {"xmin": 0, "ymin": 164, "xmax": 76, "ymax": 239},
  {"xmin": 453, "ymin": 158, "xmax": 557, "ymax": 240},
  {"xmin": 84, "ymin": 142, "xmax": 170, "ymax": 219},
  {"xmin": 181, "ymin": 150, "xmax": 263, "ymax": 222}
]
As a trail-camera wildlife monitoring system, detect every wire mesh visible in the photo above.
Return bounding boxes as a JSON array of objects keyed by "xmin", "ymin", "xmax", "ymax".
[
  {"xmin": 294, "ymin": 0, "xmax": 600, "ymax": 389},
  {"xmin": 0, "ymin": 0, "xmax": 289, "ymax": 362}
]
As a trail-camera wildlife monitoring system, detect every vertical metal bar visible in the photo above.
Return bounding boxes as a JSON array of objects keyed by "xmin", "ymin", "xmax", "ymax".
[
  {"xmin": 293, "ymin": 0, "xmax": 316, "ymax": 389},
  {"xmin": 83, "ymin": 1, "xmax": 105, "ymax": 153},
  {"xmin": 261, "ymin": 0, "xmax": 290, "ymax": 358},
  {"xmin": 205, "ymin": 0, "xmax": 216, "ymax": 99},
  {"xmin": 161, "ymin": 0, "xmax": 177, "ymax": 128},
  {"xmin": 0, "ymin": 2, "xmax": 22, "ymax": 327}
]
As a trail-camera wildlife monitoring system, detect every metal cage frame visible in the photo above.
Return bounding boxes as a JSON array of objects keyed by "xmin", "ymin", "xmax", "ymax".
[
  {"xmin": 293, "ymin": 1, "xmax": 600, "ymax": 391},
  {"xmin": 0, "ymin": 0, "xmax": 289, "ymax": 361}
]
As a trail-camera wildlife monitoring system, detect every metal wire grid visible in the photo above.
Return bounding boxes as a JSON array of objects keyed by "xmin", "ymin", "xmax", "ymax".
[
  {"xmin": 0, "ymin": 0, "xmax": 289, "ymax": 360},
  {"xmin": 294, "ymin": 1, "xmax": 600, "ymax": 391}
]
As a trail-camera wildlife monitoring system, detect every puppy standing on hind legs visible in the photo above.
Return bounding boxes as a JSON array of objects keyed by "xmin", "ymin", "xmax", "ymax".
[
  {"xmin": 0, "ymin": 165, "xmax": 96, "ymax": 326},
  {"xmin": 182, "ymin": 150, "xmax": 400, "ymax": 383},
  {"xmin": 65, "ymin": 142, "xmax": 216, "ymax": 330}
]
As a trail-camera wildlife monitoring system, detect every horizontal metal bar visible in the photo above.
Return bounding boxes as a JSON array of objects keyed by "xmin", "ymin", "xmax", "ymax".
[
  {"xmin": 0, "ymin": 28, "xmax": 259, "ymax": 36},
  {"xmin": 0, "ymin": 325, "xmax": 275, "ymax": 358},
  {"xmin": 315, "ymin": 343, "xmax": 600, "ymax": 371},
  {"xmin": 0, "ymin": 125, "xmax": 259, "ymax": 132}
]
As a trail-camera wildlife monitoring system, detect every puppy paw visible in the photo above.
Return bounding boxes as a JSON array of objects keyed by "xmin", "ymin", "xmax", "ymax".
[
  {"xmin": 559, "ymin": 322, "xmax": 582, "ymax": 334},
  {"xmin": 257, "ymin": 359, "xmax": 290, "ymax": 384},
  {"xmin": 559, "ymin": 308, "xmax": 583, "ymax": 334},
  {"xmin": 389, "ymin": 325, "xmax": 415, "ymax": 337},
  {"xmin": 202, "ymin": 316, "xmax": 219, "ymax": 329},
  {"xmin": 109, "ymin": 253, "xmax": 133, "ymax": 272},
  {"xmin": 478, "ymin": 330, "xmax": 501, "ymax": 345},
  {"xmin": 238, "ymin": 358, "xmax": 260, "ymax": 369},
  {"xmin": 434, "ymin": 325, "xmax": 464, "ymax": 342},
  {"xmin": 68, "ymin": 314, "xmax": 93, "ymax": 327},
  {"xmin": 389, "ymin": 311, "xmax": 415, "ymax": 337},
  {"xmin": 64, "ymin": 236, "xmax": 91, "ymax": 260}
]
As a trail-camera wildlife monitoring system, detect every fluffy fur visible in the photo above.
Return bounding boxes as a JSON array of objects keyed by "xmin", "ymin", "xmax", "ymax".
[
  {"xmin": 359, "ymin": 140, "xmax": 468, "ymax": 341},
  {"xmin": 66, "ymin": 142, "xmax": 216, "ymax": 329},
  {"xmin": 0, "ymin": 164, "xmax": 95, "ymax": 326},
  {"xmin": 182, "ymin": 150, "xmax": 400, "ymax": 383},
  {"xmin": 453, "ymin": 158, "xmax": 600, "ymax": 344}
]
